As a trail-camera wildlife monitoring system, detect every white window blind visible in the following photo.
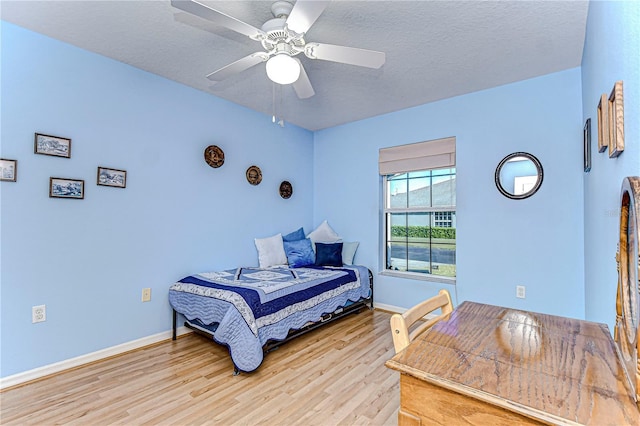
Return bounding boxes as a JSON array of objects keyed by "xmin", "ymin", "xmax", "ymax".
[{"xmin": 379, "ymin": 136, "xmax": 456, "ymax": 175}]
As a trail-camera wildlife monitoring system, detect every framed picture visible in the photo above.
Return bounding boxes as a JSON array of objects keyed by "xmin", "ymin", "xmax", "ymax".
[
  {"xmin": 49, "ymin": 177, "xmax": 84, "ymax": 199},
  {"xmin": 597, "ymin": 94, "xmax": 608, "ymax": 153},
  {"xmin": 583, "ymin": 118, "xmax": 591, "ymax": 173},
  {"xmin": 608, "ymin": 80, "xmax": 625, "ymax": 158},
  {"xmin": 34, "ymin": 133, "xmax": 71, "ymax": 158},
  {"xmin": 0, "ymin": 158, "xmax": 17, "ymax": 182},
  {"xmin": 97, "ymin": 166, "xmax": 127, "ymax": 188}
]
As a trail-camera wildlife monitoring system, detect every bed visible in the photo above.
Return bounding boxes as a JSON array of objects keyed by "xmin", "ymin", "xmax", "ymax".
[{"xmin": 169, "ymin": 264, "xmax": 372, "ymax": 373}]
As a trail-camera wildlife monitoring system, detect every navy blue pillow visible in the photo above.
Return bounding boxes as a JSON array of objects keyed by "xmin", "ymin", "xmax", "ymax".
[
  {"xmin": 315, "ymin": 242, "xmax": 343, "ymax": 267},
  {"xmin": 282, "ymin": 227, "xmax": 305, "ymax": 242},
  {"xmin": 283, "ymin": 238, "xmax": 315, "ymax": 268}
]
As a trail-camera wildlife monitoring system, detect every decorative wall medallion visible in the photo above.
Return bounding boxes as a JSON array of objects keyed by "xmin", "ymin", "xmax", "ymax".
[
  {"xmin": 246, "ymin": 165, "xmax": 262, "ymax": 185},
  {"xmin": 204, "ymin": 145, "xmax": 225, "ymax": 168},
  {"xmin": 279, "ymin": 181, "xmax": 293, "ymax": 199}
]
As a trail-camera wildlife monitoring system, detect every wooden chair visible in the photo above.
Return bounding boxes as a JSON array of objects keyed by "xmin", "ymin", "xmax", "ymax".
[{"xmin": 390, "ymin": 289, "xmax": 453, "ymax": 354}]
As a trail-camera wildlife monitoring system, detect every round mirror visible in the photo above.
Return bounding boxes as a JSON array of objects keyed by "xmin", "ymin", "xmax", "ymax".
[{"xmin": 495, "ymin": 152, "xmax": 543, "ymax": 200}]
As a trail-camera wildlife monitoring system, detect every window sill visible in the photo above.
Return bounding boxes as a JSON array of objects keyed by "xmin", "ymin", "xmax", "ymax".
[{"xmin": 379, "ymin": 270, "xmax": 456, "ymax": 285}]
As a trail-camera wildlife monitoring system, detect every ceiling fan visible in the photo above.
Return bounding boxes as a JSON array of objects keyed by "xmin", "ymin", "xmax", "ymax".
[{"xmin": 171, "ymin": 0, "xmax": 386, "ymax": 99}]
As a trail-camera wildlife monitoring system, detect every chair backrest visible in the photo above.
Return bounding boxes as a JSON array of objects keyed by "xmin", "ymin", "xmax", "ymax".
[{"xmin": 390, "ymin": 289, "xmax": 454, "ymax": 354}]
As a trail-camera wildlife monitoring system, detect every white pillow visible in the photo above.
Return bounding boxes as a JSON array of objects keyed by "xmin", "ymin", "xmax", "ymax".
[
  {"xmin": 342, "ymin": 241, "xmax": 360, "ymax": 265},
  {"xmin": 254, "ymin": 233, "xmax": 288, "ymax": 268},
  {"xmin": 307, "ymin": 220, "xmax": 341, "ymax": 250}
]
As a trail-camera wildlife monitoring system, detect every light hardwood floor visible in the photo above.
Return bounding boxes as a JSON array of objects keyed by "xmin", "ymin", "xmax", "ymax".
[{"xmin": 1, "ymin": 309, "xmax": 399, "ymax": 425}]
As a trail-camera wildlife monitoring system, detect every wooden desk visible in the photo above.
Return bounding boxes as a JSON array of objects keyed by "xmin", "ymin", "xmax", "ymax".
[{"xmin": 385, "ymin": 301, "xmax": 640, "ymax": 425}]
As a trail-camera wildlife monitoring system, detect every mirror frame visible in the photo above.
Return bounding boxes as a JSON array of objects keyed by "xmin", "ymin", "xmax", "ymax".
[
  {"xmin": 615, "ymin": 176, "xmax": 640, "ymax": 402},
  {"xmin": 495, "ymin": 152, "xmax": 544, "ymax": 200}
]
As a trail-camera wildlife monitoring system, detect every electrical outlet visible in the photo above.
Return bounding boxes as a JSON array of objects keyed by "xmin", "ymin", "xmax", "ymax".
[
  {"xmin": 32, "ymin": 305, "xmax": 46, "ymax": 323},
  {"xmin": 516, "ymin": 285, "xmax": 526, "ymax": 299},
  {"xmin": 142, "ymin": 288, "xmax": 152, "ymax": 302}
]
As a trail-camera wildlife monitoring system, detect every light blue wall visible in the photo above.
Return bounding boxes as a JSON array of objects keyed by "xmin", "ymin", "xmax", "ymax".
[
  {"xmin": 314, "ymin": 68, "xmax": 585, "ymax": 318},
  {"xmin": 0, "ymin": 22, "xmax": 314, "ymax": 378},
  {"xmin": 582, "ymin": 1, "xmax": 640, "ymax": 331},
  {"xmin": 3, "ymin": 1, "xmax": 636, "ymax": 380}
]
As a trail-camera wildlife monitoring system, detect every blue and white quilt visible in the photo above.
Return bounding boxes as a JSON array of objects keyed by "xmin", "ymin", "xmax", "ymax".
[{"xmin": 169, "ymin": 265, "xmax": 370, "ymax": 372}]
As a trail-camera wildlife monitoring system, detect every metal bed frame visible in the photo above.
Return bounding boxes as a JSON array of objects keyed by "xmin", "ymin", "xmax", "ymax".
[{"xmin": 171, "ymin": 269, "xmax": 373, "ymax": 374}]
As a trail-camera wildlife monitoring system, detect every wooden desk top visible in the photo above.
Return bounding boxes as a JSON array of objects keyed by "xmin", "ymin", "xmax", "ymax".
[{"xmin": 385, "ymin": 301, "xmax": 640, "ymax": 425}]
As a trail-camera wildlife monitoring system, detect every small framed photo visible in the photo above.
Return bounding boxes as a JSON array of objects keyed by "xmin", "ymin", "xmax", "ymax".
[
  {"xmin": 583, "ymin": 118, "xmax": 591, "ymax": 172},
  {"xmin": 608, "ymin": 80, "xmax": 625, "ymax": 158},
  {"xmin": 0, "ymin": 159, "xmax": 17, "ymax": 182},
  {"xmin": 597, "ymin": 94, "xmax": 608, "ymax": 153},
  {"xmin": 97, "ymin": 167, "xmax": 127, "ymax": 188},
  {"xmin": 34, "ymin": 133, "xmax": 71, "ymax": 158},
  {"xmin": 50, "ymin": 177, "xmax": 84, "ymax": 199}
]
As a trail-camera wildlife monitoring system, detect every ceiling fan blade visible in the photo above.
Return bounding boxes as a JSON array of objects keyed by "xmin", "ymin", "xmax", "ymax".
[
  {"xmin": 305, "ymin": 42, "xmax": 385, "ymax": 69},
  {"xmin": 171, "ymin": 0, "xmax": 265, "ymax": 39},
  {"xmin": 292, "ymin": 59, "xmax": 315, "ymax": 99},
  {"xmin": 206, "ymin": 53, "xmax": 269, "ymax": 81},
  {"xmin": 285, "ymin": 0, "xmax": 330, "ymax": 35}
]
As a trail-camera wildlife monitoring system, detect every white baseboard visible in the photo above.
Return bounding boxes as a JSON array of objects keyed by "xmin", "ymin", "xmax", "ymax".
[
  {"xmin": 373, "ymin": 302, "xmax": 406, "ymax": 313},
  {"xmin": 374, "ymin": 302, "xmax": 438, "ymax": 321},
  {"xmin": 0, "ymin": 326, "xmax": 193, "ymax": 390},
  {"xmin": 2, "ymin": 305, "xmax": 422, "ymax": 389}
]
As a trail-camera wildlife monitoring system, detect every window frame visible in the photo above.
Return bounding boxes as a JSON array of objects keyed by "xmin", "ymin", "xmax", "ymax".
[
  {"xmin": 381, "ymin": 169, "xmax": 457, "ymax": 284},
  {"xmin": 434, "ymin": 211, "xmax": 453, "ymax": 228}
]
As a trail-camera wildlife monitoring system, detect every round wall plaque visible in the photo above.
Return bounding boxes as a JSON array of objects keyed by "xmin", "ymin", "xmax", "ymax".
[
  {"xmin": 204, "ymin": 145, "xmax": 225, "ymax": 168},
  {"xmin": 246, "ymin": 165, "xmax": 262, "ymax": 185},
  {"xmin": 279, "ymin": 181, "xmax": 293, "ymax": 199}
]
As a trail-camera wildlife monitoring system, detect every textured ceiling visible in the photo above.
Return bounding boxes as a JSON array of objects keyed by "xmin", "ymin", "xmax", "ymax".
[{"xmin": 1, "ymin": 0, "xmax": 589, "ymax": 131}]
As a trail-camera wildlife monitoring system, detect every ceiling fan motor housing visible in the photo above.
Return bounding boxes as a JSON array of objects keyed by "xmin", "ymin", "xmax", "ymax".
[{"xmin": 261, "ymin": 18, "xmax": 305, "ymax": 55}]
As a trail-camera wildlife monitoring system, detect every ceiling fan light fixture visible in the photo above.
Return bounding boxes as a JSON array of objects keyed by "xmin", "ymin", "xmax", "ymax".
[{"xmin": 266, "ymin": 53, "xmax": 300, "ymax": 85}]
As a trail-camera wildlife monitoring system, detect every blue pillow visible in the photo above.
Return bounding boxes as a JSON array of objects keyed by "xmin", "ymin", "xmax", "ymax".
[
  {"xmin": 282, "ymin": 227, "xmax": 305, "ymax": 242},
  {"xmin": 315, "ymin": 242, "xmax": 343, "ymax": 267},
  {"xmin": 283, "ymin": 238, "xmax": 315, "ymax": 268}
]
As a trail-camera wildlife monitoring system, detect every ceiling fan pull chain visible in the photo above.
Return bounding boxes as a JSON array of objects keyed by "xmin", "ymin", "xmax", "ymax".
[
  {"xmin": 272, "ymin": 82, "xmax": 276, "ymax": 123},
  {"xmin": 279, "ymin": 83, "xmax": 285, "ymax": 127}
]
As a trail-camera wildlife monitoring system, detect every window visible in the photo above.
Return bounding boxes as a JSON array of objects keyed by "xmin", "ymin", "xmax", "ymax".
[
  {"xmin": 434, "ymin": 211, "xmax": 453, "ymax": 228},
  {"xmin": 379, "ymin": 137, "xmax": 456, "ymax": 281},
  {"xmin": 384, "ymin": 169, "xmax": 456, "ymax": 278}
]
